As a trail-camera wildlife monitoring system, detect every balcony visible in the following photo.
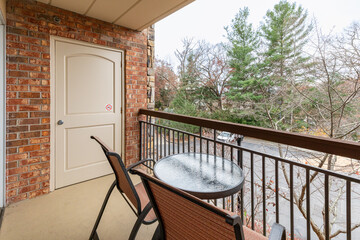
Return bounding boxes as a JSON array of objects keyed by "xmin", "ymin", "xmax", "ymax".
[
  {"xmin": 138, "ymin": 109, "xmax": 360, "ymax": 240},
  {"xmin": 1, "ymin": 109, "xmax": 359, "ymax": 239}
]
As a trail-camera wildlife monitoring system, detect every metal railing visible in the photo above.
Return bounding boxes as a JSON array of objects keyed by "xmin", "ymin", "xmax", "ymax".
[{"xmin": 139, "ymin": 109, "xmax": 360, "ymax": 240}]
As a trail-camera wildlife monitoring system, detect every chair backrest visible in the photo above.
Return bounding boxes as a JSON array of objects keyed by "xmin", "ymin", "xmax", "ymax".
[
  {"xmin": 134, "ymin": 169, "xmax": 245, "ymax": 240},
  {"xmin": 91, "ymin": 136, "xmax": 140, "ymax": 212}
]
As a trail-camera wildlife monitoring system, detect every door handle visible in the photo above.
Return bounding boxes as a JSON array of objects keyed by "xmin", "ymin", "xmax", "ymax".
[{"xmin": 57, "ymin": 120, "xmax": 64, "ymax": 125}]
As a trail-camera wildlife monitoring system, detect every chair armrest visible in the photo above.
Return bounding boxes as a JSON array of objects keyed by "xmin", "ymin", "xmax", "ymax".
[
  {"xmin": 127, "ymin": 159, "xmax": 155, "ymax": 172},
  {"xmin": 90, "ymin": 136, "xmax": 114, "ymax": 152},
  {"xmin": 268, "ymin": 223, "xmax": 286, "ymax": 240}
]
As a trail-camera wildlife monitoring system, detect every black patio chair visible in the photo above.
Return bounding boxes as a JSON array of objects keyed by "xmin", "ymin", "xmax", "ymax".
[
  {"xmin": 132, "ymin": 168, "xmax": 286, "ymax": 240},
  {"xmin": 89, "ymin": 136, "xmax": 157, "ymax": 240}
]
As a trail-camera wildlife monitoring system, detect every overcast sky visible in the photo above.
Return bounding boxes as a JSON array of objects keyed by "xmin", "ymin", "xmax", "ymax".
[{"xmin": 155, "ymin": 0, "xmax": 360, "ymax": 67}]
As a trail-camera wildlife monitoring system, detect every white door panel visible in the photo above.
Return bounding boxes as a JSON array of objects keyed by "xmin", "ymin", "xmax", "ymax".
[
  {"xmin": 66, "ymin": 54, "xmax": 115, "ymax": 115},
  {"xmin": 55, "ymin": 40, "xmax": 122, "ymax": 188}
]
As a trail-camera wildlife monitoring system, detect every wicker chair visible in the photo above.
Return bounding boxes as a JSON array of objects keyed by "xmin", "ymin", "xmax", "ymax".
[
  {"xmin": 89, "ymin": 136, "xmax": 157, "ymax": 240},
  {"xmin": 132, "ymin": 168, "xmax": 286, "ymax": 240}
]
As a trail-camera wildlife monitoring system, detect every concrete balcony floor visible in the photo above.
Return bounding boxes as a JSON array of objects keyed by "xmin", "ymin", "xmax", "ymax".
[{"xmin": 0, "ymin": 175, "xmax": 157, "ymax": 240}]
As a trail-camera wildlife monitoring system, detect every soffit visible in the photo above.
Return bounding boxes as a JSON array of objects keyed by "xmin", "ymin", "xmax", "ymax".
[{"xmin": 37, "ymin": 0, "xmax": 195, "ymax": 31}]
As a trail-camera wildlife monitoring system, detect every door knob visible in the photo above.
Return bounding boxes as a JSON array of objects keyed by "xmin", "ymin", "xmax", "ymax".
[{"xmin": 57, "ymin": 120, "xmax": 64, "ymax": 125}]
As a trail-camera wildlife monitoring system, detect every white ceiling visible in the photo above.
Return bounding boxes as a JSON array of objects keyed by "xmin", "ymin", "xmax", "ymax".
[{"xmin": 37, "ymin": 0, "xmax": 195, "ymax": 31}]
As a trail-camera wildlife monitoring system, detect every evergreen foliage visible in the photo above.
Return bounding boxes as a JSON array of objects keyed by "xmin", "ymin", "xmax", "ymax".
[
  {"xmin": 261, "ymin": 0, "xmax": 312, "ymax": 84},
  {"xmin": 225, "ymin": 7, "xmax": 261, "ymax": 102}
]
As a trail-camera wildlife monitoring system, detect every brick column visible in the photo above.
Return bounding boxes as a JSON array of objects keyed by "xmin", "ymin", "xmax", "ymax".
[{"xmin": 147, "ymin": 25, "xmax": 155, "ymax": 109}]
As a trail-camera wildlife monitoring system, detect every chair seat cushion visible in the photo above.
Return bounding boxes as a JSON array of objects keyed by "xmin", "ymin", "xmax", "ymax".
[{"xmin": 135, "ymin": 182, "xmax": 156, "ymax": 222}]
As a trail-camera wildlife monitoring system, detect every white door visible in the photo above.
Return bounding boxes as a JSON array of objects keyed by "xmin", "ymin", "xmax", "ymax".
[{"xmin": 54, "ymin": 39, "xmax": 122, "ymax": 188}]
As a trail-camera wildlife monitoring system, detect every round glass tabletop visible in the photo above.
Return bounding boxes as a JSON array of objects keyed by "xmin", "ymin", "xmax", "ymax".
[{"xmin": 154, "ymin": 153, "xmax": 244, "ymax": 199}]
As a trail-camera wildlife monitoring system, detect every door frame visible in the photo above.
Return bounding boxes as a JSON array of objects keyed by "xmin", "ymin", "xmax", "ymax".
[
  {"xmin": 49, "ymin": 36, "xmax": 125, "ymax": 191},
  {"xmin": 0, "ymin": 10, "xmax": 5, "ymax": 207}
]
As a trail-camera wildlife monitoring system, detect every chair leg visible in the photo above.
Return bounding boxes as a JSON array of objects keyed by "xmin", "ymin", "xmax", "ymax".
[
  {"xmin": 151, "ymin": 225, "xmax": 162, "ymax": 240},
  {"xmin": 89, "ymin": 180, "xmax": 117, "ymax": 240},
  {"xmin": 128, "ymin": 203, "xmax": 153, "ymax": 240},
  {"xmin": 93, "ymin": 232, "xmax": 100, "ymax": 240}
]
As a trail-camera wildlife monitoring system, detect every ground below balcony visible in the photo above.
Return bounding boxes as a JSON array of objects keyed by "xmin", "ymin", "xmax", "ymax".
[{"xmin": 0, "ymin": 175, "xmax": 157, "ymax": 240}]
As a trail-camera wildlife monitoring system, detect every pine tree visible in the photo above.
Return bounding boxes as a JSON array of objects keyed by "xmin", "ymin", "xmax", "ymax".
[
  {"xmin": 225, "ymin": 7, "xmax": 261, "ymax": 102},
  {"xmin": 258, "ymin": 0, "xmax": 312, "ymax": 130},
  {"xmin": 261, "ymin": 0, "xmax": 312, "ymax": 86}
]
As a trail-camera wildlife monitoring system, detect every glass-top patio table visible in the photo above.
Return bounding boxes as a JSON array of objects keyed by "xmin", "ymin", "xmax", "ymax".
[{"xmin": 154, "ymin": 153, "xmax": 244, "ymax": 199}]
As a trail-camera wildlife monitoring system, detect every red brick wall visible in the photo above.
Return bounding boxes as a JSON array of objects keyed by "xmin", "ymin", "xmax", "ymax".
[{"xmin": 6, "ymin": 0, "xmax": 148, "ymax": 204}]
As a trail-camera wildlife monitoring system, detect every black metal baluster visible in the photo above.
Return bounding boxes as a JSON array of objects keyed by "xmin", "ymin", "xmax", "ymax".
[
  {"xmin": 194, "ymin": 136, "xmax": 196, "ymax": 153},
  {"xmin": 188, "ymin": 134, "xmax": 190, "ymax": 153},
  {"xmin": 238, "ymin": 140, "xmax": 243, "ymax": 224},
  {"xmin": 172, "ymin": 130, "xmax": 175, "ymax": 155},
  {"xmin": 161, "ymin": 127, "xmax": 164, "ymax": 157},
  {"xmin": 222, "ymin": 144, "xmax": 225, "ymax": 209},
  {"xmin": 200, "ymin": 127, "xmax": 203, "ymax": 153},
  {"xmin": 149, "ymin": 118, "xmax": 152, "ymax": 163},
  {"xmin": 183, "ymin": 133, "xmax": 185, "ymax": 153},
  {"xmin": 152, "ymin": 123, "xmax": 155, "ymax": 164},
  {"xmin": 262, "ymin": 156, "xmax": 266, "ymax": 236},
  {"xmin": 325, "ymin": 175, "xmax": 329, "ymax": 240},
  {"xmin": 139, "ymin": 121, "xmax": 143, "ymax": 160},
  {"xmin": 231, "ymin": 147, "xmax": 234, "ymax": 212},
  {"xmin": 306, "ymin": 168, "xmax": 310, "ymax": 240},
  {"xmin": 290, "ymin": 164, "xmax": 294, "ymax": 240},
  {"xmin": 161, "ymin": 126, "xmax": 163, "ymax": 158},
  {"xmin": 144, "ymin": 122, "xmax": 149, "ymax": 158},
  {"xmin": 147, "ymin": 117, "xmax": 151, "ymax": 158},
  {"xmin": 159, "ymin": 127, "xmax": 162, "ymax": 158},
  {"xmin": 251, "ymin": 153, "xmax": 255, "ymax": 230},
  {"xmin": 213, "ymin": 130, "xmax": 217, "ymax": 156},
  {"xmin": 207, "ymin": 138, "xmax": 209, "ymax": 154},
  {"xmin": 156, "ymin": 126, "xmax": 159, "ymax": 161},
  {"xmin": 143, "ymin": 121, "xmax": 146, "ymax": 160},
  {"xmin": 346, "ymin": 180, "xmax": 351, "ymax": 240},
  {"xmin": 164, "ymin": 128, "xmax": 167, "ymax": 157},
  {"xmin": 168, "ymin": 129, "xmax": 170, "ymax": 155},
  {"xmin": 275, "ymin": 159, "xmax": 279, "ymax": 224},
  {"xmin": 164, "ymin": 128, "xmax": 166, "ymax": 157},
  {"xmin": 177, "ymin": 131, "xmax": 180, "ymax": 154}
]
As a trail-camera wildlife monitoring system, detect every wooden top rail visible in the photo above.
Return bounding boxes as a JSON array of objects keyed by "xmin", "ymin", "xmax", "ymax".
[{"xmin": 139, "ymin": 109, "xmax": 360, "ymax": 160}]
